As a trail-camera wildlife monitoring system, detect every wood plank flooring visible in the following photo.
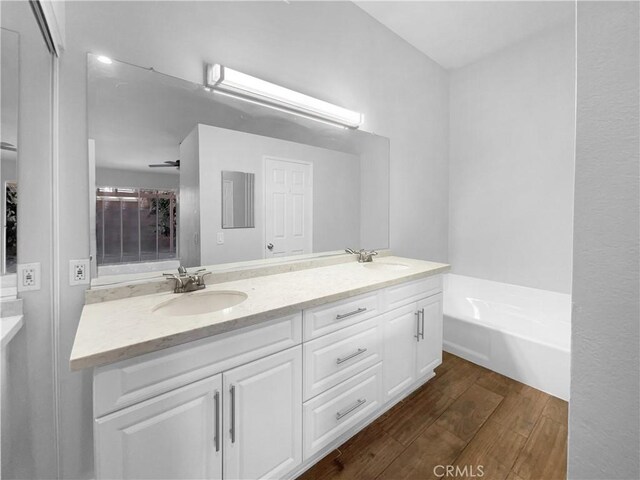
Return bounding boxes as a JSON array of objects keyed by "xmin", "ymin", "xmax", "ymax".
[{"xmin": 298, "ymin": 352, "xmax": 568, "ymax": 480}]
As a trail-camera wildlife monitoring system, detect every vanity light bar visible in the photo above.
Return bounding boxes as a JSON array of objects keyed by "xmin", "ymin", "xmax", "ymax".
[{"xmin": 205, "ymin": 64, "xmax": 364, "ymax": 129}]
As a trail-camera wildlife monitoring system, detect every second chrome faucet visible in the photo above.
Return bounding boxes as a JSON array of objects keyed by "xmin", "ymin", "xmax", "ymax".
[{"xmin": 345, "ymin": 248, "xmax": 378, "ymax": 263}]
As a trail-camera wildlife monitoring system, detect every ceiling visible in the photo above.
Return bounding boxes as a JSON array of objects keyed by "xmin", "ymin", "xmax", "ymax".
[{"xmin": 355, "ymin": 1, "xmax": 574, "ymax": 70}]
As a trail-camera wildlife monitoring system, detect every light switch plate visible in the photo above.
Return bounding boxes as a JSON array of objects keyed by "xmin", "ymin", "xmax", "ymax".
[
  {"xmin": 17, "ymin": 262, "xmax": 41, "ymax": 292},
  {"xmin": 217, "ymin": 232, "xmax": 224, "ymax": 245},
  {"xmin": 69, "ymin": 259, "xmax": 91, "ymax": 286}
]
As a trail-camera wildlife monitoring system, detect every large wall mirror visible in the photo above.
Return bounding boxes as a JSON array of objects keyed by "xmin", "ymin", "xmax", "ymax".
[
  {"xmin": 1, "ymin": 27, "xmax": 19, "ymax": 286},
  {"xmin": 88, "ymin": 53, "xmax": 390, "ymax": 280}
]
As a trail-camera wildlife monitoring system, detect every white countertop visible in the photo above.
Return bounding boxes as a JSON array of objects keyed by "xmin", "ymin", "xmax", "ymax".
[
  {"xmin": 1, "ymin": 297, "xmax": 24, "ymax": 349},
  {"xmin": 70, "ymin": 256, "xmax": 449, "ymax": 370},
  {"xmin": 1, "ymin": 315, "xmax": 24, "ymax": 349}
]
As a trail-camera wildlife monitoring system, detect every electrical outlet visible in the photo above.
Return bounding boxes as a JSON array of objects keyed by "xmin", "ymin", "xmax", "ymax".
[
  {"xmin": 69, "ymin": 259, "xmax": 91, "ymax": 286},
  {"xmin": 17, "ymin": 263, "xmax": 41, "ymax": 292}
]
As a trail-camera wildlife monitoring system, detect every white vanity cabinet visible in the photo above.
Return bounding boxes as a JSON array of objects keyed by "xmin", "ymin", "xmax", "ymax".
[
  {"xmin": 223, "ymin": 346, "xmax": 302, "ymax": 480},
  {"xmin": 382, "ymin": 292, "xmax": 443, "ymax": 401},
  {"xmin": 95, "ymin": 374, "xmax": 223, "ymax": 480},
  {"xmin": 297, "ymin": 275, "xmax": 444, "ymax": 465},
  {"xmin": 93, "ymin": 314, "xmax": 303, "ymax": 480},
  {"xmin": 381, "ymin": 275, "xmax": 443, "ymax": 399},
  {"xmin": 91, "ymin": 272, "xmax": 444, "ymax": 480},
  {"xmin": 416, "ymin": 293, "xmax": 444, "ymax": 377},
  {"xmin": 95, "ymin": 346, "xmax": 303, "ymax": 480},
  {"xmin": 382, "ymin": 303, "xmax": 421, "ymax": 399},
  {"xmin": 303, "ymin": 363, "xmax": 383, "ymax": 457},
  {"xmin": 95, "ymin": 345, "xmax": 303, "ymax": 480},
  {"xmin": 303, "ymin": 316, "xmax": 382, "ymax": 400}
]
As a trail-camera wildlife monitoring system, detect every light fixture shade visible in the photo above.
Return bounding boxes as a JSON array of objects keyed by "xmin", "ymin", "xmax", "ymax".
[{"xmin": 206, "ymin": 64, "xmax": 363, "ymax": 128}]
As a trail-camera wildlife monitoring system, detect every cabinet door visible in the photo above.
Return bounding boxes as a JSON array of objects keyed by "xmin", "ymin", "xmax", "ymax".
[
  {"xmin": 416, "ymin": 293, "xmax": 443, "ymax": 378},
  {"xmin": 95, "ymin": 374, "xmax": 222, "ymax": 480},
  {"xmin": 382, "ymin": 304, "xmax": 418, "ymax": 400},
  {"xmin": 223, "ymin": 346, "xmax": 302, "ymax": 480}
]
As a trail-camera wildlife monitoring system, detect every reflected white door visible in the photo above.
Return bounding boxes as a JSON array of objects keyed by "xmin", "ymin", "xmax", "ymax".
[{"xmin": 264, "ymin": 158, "xmax": 312, "ymax": 258}]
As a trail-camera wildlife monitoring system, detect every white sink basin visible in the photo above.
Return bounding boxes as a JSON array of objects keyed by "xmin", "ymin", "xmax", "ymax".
[
  {"xmin": 153, "ymin": 290, "xmax": 248, "ymax": 316},
  {"xmin": 362, "ymin": 262, "xmax": 410, "ymax": 271}
]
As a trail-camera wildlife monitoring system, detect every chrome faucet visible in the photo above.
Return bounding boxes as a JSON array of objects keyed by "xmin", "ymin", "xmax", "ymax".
[
  {"xmin": 345, "ymin": 248, "xmax": 379, "ymax": 263},
  {"xmin": 164, "ymin": 267, "xmax": 211, "ymax": 293}
]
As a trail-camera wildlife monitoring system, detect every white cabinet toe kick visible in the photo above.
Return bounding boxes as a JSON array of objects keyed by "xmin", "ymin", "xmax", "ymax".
[{"xmin": 92, "ymin": 274, "xmax": 443, "ymax": 480}]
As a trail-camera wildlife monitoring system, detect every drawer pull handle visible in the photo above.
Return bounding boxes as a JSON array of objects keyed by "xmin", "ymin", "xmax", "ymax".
[
  {"xmin": 415, "ymin": 309, "xmax": 425, "ymax": 341},
  {"xmin": 336, "ymin": 307, "xmax": 367, "ymax": 320},
  {"xmin": 336, "ymin": 398, "xmax": 367, "ymax": 420},
  {"xmin": 336, "ymin": 348, "xmax": 367, "ymax": 365},
  {"xmin": 229, "ymin": 385, "xmax": 236, "ymax": 443},
  {"xmin": 214, "ymin": 390, "xmax": 220, "ymax": 452}
]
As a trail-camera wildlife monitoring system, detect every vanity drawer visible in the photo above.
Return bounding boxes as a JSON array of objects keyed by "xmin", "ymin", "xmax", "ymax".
[
  {"xmin": 384, "ymin": 275, "xmax": 442, "ymax": 311},
  {"xmin": 303, "ymin": 316, "xmax": 382, "ymax": 400},
  {"xmin": 303, "ymin": 363, "xmax": 383, "ymax": 459},
  {"xmin": 303, "ymin": 291, "xmax": 380, "ymax": 340},
  {"xmin": 93, "ymin": 313, "xmax": 302, "ymax": 417}
]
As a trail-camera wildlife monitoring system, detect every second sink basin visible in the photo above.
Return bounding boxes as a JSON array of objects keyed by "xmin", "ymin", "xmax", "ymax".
[
  {"xmin": 153, "ymin": 290, "xmax": 248, "ymax": 316},
  {"xmin": 362, "ymin": 262, "xmax": 410, "ymax": 271}
]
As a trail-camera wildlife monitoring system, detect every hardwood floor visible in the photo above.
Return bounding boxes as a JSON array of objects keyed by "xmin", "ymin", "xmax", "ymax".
[{"xmin": 298, "ymin": 352, "xmax": 568, "ymax": 480}]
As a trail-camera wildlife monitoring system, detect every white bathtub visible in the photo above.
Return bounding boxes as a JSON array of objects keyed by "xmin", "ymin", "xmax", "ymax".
[{"xmin": 443, "ymin": 274, "xmax": 570, "ymax": 400}]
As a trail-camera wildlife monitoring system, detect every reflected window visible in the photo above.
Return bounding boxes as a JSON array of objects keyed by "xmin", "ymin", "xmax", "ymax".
[
  {"xmin": 96, "ymin": 187, "xmax": 177, "ymax": 265},
  {"xmin": 1, "ymin": 26, "xmax": 19, "ymax": 277},
  {"xmin": 3, "ymin": 182, "xmax": 17, "ymax": 273}
]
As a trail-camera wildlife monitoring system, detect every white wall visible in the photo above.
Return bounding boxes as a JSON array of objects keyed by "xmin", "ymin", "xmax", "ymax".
[
  {"xmin": 1, "ymin": 1, "xmax": 57, "ymax": 479},
  {"xmin": 569, "ymin": 2, "xmax": 640, "ymax": 479},
  {"xmin": 1, "ymin": 157, "xmax": 17, "ymax": 184},
  {"xmin": 1, "ymin": 335, "xmax": 29, "ymax": 478},
  {"xmin": 95, "ymin": 167, "xmax": 179, "ymax": 190},
  {"xmin": 56, "ymin": 2, "xmax": 449, "ymax": 478},
  {"xmin": 449, "ymin": 22, "xmax": 575, "ymax": 293},
  {"xmin": 178, "ymin": 127, "xmax": 201, "ymax": 268},
  {"xmin": 189, "ymin": 124, "xmax": 361, "ymax": 266},
  {"xmin": 359, "ymin": 136, "xmax": 390, "ymax": 250}
]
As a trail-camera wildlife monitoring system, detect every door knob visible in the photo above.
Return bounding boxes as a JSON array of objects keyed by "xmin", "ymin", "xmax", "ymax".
[{"xmin": 267, "ymin": 243, "xmax": 274, "ymax": 250}]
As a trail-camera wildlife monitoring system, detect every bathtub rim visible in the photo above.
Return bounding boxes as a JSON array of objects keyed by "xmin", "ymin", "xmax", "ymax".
[{"xmin": 443, "ymin": 309, "xmax": 571, "ymax": 354}]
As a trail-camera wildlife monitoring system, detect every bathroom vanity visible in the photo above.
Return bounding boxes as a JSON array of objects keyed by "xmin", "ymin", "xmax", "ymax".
[
  {"xmin": 70, "ymin": 256, "xmax": 448, "ymax": 480},
  {"xmin": 75, "ymin": 50, "xmax": 432, "ymax": 479}
]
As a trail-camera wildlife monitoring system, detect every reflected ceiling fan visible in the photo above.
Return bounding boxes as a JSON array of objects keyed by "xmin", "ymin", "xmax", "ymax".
[
  {"xmin": 148, "ymin": 159, "xmax": 180, "ymax": 170},
  {"xmin": 1, "ymin": 141, "xmax": 17, "ymax": 152}
]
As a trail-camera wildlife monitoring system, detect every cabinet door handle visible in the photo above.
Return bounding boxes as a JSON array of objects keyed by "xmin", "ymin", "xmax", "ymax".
[
  {"xmin": 336, "ymin": 398, "xmax": 367, "ymax": 420},
  {"xmin": 229, "ymin": 385, "xmax": 236, "ymax": 443},
  {"xmin": 336, "ymin": 307, "xmax": 367, "ymax": 320},
  {"xmin": 214, "ymin": 390, "xmax": 220, "ymax": 452},
  {"xmin": 336, "ymin": 348, "xmax": 367, "ymax": 365},
  {"xmin": 415, "ymin": 311, "xmax": 421, "ymax": 341},
  {"xmin": 420, "ymin": 308, "xmax": 425, "ymax": 340}
]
